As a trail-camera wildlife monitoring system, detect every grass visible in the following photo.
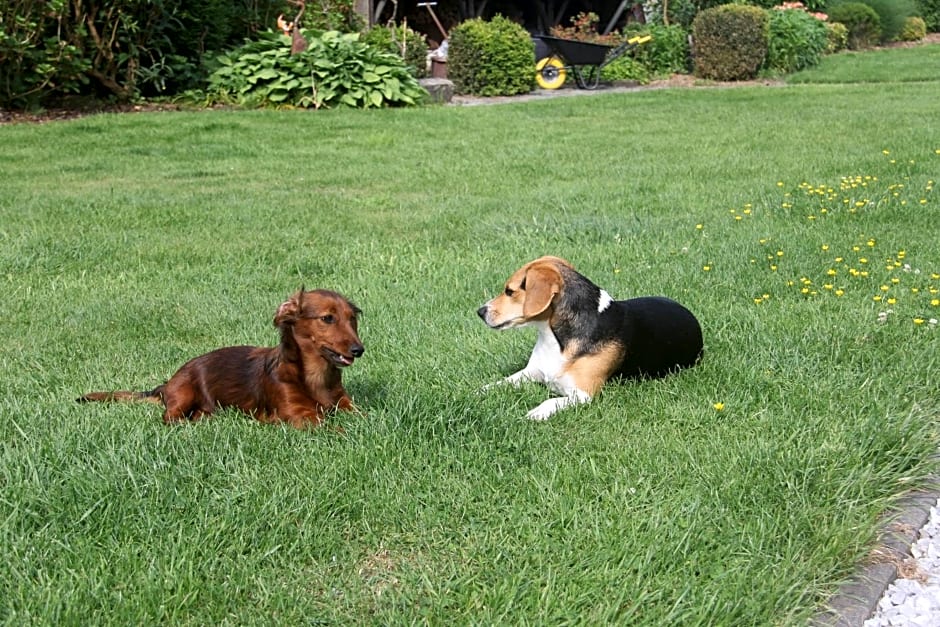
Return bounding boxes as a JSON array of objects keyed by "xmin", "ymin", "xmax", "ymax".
[
  {"xmin": 788, "ymin": 42, "xmax": 940, "ymax": 83},
  {"xmin": 1, "ymin": 44, "xmax": 939, "ymax": 624}
]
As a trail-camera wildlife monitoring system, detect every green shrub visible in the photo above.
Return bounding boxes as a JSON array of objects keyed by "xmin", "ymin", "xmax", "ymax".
[
  {"xmin": 205, "ymin": 30, "xmax": 425, "ymax": 109},
  {"xmin": 825, "ymin": 21, "xmax": 850, "ymax": 51},
  {"xmin": 624, "ymin": 23, "xmax": 692, "ymax": 76},
  {"xmin": 447, "ymin": 15, "xmax": 535, "ymax": 96},
  {"xmin": 362, "ymin": 23, "xmax": 429, "ymax": 78},
  {"xmin": 600, "ymin": 55, "xmax": 651, "ymax": 83},
  {"xmin": 692, "ymin": 4, "xmax": 770, "ymax": 81},
  {"xmin": 766, "ymin": 7, "xmax": 829, "ymax": 72},
  {"xmin": 844, "ymin": 0, "xmax": 921, "ymax": 41},
  {"xmin": 898, "ymin": 15, "xmax": 928, "ymax": 39},
  {"xmin": 827, "ymin": 2, "xmax": 882, "ymax": 48},
  {"xmin": 0, "ymin": 0, "xmax": 294, "ymax": 108},
  {"xmin": 915, "ymin": 0, "xmax": 940, "ymax": 31},
  {"xmin": 0, "ymin": 0, "xmax": 89, "ymax": 107}
]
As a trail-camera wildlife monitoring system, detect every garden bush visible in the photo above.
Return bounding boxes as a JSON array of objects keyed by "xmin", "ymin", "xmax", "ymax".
[
  {"xmin": 825, "ymin": 20, "xmax": 851, "ymax": 51},
  {"xmin": 0, "ymin": 1, "xmax": 369, "ymax": 109},
  {"xmin": 897, "ymin": 15, "xmax": 928, "ymax": 39},
  {"xmin": 692, "ymin": 4, "xmax": 770, "ymax": 80},
  {"xmin": 827, "ymin": 2, "xmax": 883, "ymax": 48},
  {"xmin": 840, "ymin": 0, "xmax": 921, "ymax": 41},
  {"xmin": 362, "ymin": 23, "xmax": 429, "ymax": 78},
  {"xmin": 447, "ymin": 15, "xmax": 534, "ymax": 97},
  {"xmin": 600, "ymin": 55, "xmax": 651, "ymax": 83},
  {"xmin": 915, "ymin": 0, "xmax": 940, "ymax": 31},
  {"xmin": 766, "ymin": 6, "xmax": 829, "ymax": 72},
  {"xmin": 624, "ymin": 23, "xmax": 692, "ymax": 76},
  {"xmin": 205, "ymin": 30, "xmax": 425, "ymax": 109}
]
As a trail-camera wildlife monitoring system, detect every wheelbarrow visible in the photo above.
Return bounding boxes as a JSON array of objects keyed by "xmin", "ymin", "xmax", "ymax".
[{"xmin": 534, "ymin": 34, "xmax": 651, "ymax": 90}]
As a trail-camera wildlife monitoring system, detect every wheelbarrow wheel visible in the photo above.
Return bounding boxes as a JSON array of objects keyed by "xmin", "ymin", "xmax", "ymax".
[{"xmin": 535, "ymin": 56, "xmax": 566, "ymax": 90}]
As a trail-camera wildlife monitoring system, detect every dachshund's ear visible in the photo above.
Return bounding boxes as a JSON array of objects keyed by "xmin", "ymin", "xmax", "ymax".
[
  {"xmin": 274, "ymin": 290, "xmax": 303, "ymax": 327},
  {"xmin": 523, "ymin": 264, "xmax": 562, "ymax": 318}
]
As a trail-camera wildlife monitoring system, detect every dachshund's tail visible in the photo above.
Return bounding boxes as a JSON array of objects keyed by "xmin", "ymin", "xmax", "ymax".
[{"xmin": 76, "ymin": 387, "xmax": 163, "ymax": 404}]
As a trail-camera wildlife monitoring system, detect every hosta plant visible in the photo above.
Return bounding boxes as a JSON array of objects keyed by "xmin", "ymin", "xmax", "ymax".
[{"xmin": 207, "ymin": 30, "xmax": 426, "ymax": 109}]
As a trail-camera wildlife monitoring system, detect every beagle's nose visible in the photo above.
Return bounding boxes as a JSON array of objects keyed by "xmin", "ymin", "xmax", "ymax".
[
  {"xmin": 351, "ymin": 344, "xmax": 365, "ymax": 358},
  {"xmin": 477, "ymin": 306, "xmax": 488, "ymax": 320}
]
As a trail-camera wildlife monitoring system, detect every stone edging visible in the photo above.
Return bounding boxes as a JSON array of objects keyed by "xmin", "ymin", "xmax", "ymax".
[{"xmin": 813, "ymin": 480, "xmax": 940, "ymax": 626}]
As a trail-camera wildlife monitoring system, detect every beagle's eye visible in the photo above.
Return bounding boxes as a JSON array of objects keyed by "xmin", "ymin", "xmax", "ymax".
[
  {"xmin": 320, "ymin": 314, "xmax": 335, "ymax": 324},
  {"xmin": 504, "ymin": 287, "xmax": 514, "ymax": 297}
]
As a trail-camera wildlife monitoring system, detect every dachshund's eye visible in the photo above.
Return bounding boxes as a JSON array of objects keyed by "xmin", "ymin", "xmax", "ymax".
[{"xmin": 320, "ymin": 314, "xmax": 335, "ymax": 324}]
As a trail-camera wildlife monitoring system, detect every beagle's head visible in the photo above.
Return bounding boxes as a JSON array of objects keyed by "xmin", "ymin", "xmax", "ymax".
[{"xmin": 477, "ymin": 256, "xmax": 571, "ymax": 329}]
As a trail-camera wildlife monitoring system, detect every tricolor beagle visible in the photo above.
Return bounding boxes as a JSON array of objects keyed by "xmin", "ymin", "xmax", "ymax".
[{"xmin": 477, "ymin": 256, "xmax": 703, "ymax": 420}]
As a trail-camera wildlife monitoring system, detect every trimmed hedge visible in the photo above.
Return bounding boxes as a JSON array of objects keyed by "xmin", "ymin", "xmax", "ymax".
[
  {"xmin": 898, "ymin": 15, "xmax": 927, "ymax": 40},
  {"xmin": 447, "ymin": 15, "xmax": 535, "ymax": 97},
  {"xmin": 693, "ymin": 5, "xmax": 770, "ymax": 81},
  {"xmin": 827, "ymin": 2, "xmax": 883, "ymax": 48}
]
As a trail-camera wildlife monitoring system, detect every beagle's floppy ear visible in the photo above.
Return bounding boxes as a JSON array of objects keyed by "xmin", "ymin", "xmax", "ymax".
[
  {"xmin": 274, "ymin": 289, "xmax": 304, "ymax": 327},
  {"xmin": 523, "ymin": 264, "xmax": 562, "ymax": 318}
]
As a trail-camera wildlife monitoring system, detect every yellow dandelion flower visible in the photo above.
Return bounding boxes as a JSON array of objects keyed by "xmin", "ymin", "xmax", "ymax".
[
  {"xmin": 835, "ymin": 257, "xmax": 844, "ymax": 263},
  {"xmin": 835, "ymin": 289, "xmax": 845, "ymax": 297},
  {"xmin": 770, "ymin": 265, "xmax": 778, "ymax": 272},
  {"xmin": 912, "ymin": 288, "xmax": 919, "ymax": 294},
  {"xmin": 881, "ymin": 285, "xmax": 890, "ymax": 292},
  {"xmin": 703, "ymin": 265, "xmax": 711, "ymax": 272},
  {"xmin": 713, "ymin": 403, "xmax": 725, "ymax": 411},
  {"xmin": 932, "ymin": 299, "xmax": 940, "ymax": 307},
  {"xmin": 827, "ymin": 269, "xmax": 837, "ymax": 276},
  {"xmin": 914, "ymin": 318, "xmax": 925, "ymax": 325},
  {"xmin": 873, "ymin": 295, "xmax": 883, "ymax": 301},
  {"xmin": 824, "ymin": 284, "xmax": 834, "ymax": 290},
  {"xmin": 821, "ymin": 244, "xmax": 830, "ymax": 251},
  {"xmin": 696, "ymin": 224, "xmax": 703, "ymax": 230},
  {"xmin": 777, "ymin": 251, "xmax": 784, "ymax": 257},
  {"xmin": 891, "ymin": 278, "xmax": 900, "ymax": 284},
  {"xmin": 887, "ymin": 298, "xmax": 897, "ymax": 305}
]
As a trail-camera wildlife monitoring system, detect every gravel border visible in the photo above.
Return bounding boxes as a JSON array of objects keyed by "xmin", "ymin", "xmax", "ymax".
[{"xmin": 814, "ymin": 479, "xmax": 940, "ymax": 626}]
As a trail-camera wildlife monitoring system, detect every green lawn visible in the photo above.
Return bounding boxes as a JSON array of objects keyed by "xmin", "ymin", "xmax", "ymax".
[{"xmin": 1, "ymin": 44, "xmax": 939, "ymax": 624}]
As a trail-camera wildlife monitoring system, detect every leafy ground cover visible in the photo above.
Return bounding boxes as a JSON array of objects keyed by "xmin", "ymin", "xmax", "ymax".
[{"xmin": 1, "ymin": 44, "xmax": 939, "ymax": 624}]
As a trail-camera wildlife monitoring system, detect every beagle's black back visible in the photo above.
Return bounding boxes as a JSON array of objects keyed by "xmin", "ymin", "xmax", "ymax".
[{"xmin": 552, "ymin": 265, "xmax": 703, "ymax": 379}]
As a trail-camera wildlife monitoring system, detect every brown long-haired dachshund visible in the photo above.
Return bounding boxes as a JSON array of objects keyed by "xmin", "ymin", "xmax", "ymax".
[{"xmin": 78, "ymin": 288, "xmax": 364, "ymax": 428}]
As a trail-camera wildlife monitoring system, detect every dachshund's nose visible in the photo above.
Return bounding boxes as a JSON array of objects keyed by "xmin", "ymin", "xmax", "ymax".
[
  {"xmin": 351, "ymin": 344, "xmax": 365, "ymax": 358},
  {"xmin": 477, "ymin": 306, "xmax": 488, "ymax": 320}
]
